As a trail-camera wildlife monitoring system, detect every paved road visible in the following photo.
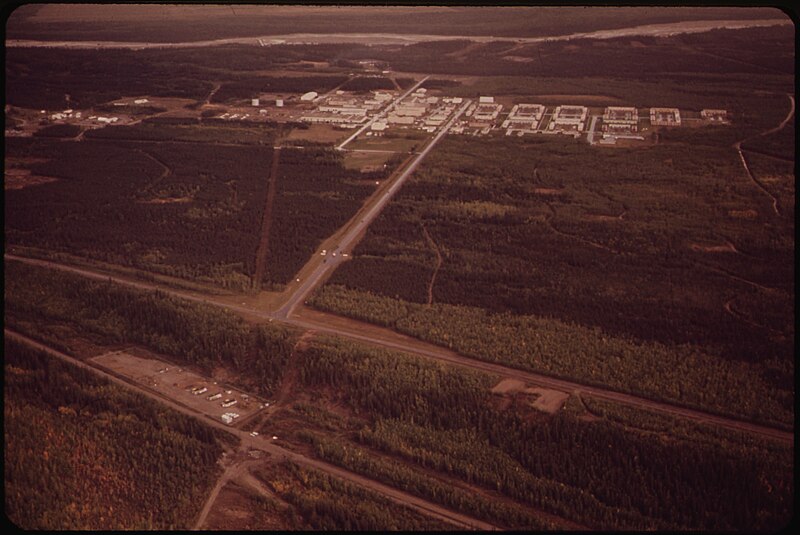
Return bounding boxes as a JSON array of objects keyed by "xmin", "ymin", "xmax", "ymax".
[
  {"xmin": 586, "ymin": 115, "xmax": 599, "ymax": 145},
  {"xmin": 5, "ymin": 253, "xmax": 792, "ymax": 444},
  {"xmin": 336, "ymin": 75, "xmax": 430, "ymax": 151},
  {"xmin": 274, "ymin": 98, "xmax": 471, "ymax": 319},
  {"xmin": 5, "ymin": 328, "xmax": 497, "ymax": 531}
]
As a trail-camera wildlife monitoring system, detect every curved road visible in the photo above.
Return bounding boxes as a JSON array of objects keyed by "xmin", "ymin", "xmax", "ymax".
[
  {"xmin": 5, "ymin": 253, "xmax": 792, "ymax": 444},
  {"xmin": 5, "ymin": 328, "xmax": 497, "ymax": 531},
  {"xmin": 733, "ymin": 93, "xmax": 795, "ymax": 216}
]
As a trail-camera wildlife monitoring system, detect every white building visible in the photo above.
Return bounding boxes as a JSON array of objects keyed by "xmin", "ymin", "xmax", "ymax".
[
  {"xmin": 393, "ymin": 104, "xmax": 427, "ymax": 117},
  {"xmin": 550, "ymin": 105, "xmax": 588, "ymax": 132},
  {"xmin": 318, "ymin": 105, "xmax": 367, "ymax": 116},
  {"xmin": 300, "ymin": 91, "xmax": 318, "ymax": 101},
  {"xmin": 479, "ymin": 96, "xmax": 495, "ymax": 104},
  {"xmin": 251, "ymin": 98, "xmax": 260, "ymax": 106},
  {"xmin": 650, "ymin": 107, "xmax": 681, "ymax": 126},
  {"xmin": 602, "ymin": 106, "xmax": 638, "ymax": 134},
  {"xmin": 701, "ymin": 109, "xmax": 728, "ymax": 122},
  {"xmin": 502, "ymin": 104, "xmax": 545, "ymax": 130}
]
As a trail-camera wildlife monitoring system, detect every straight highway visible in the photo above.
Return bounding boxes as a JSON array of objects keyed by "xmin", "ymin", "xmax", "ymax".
[
  {"xmin": 5, "ymin": 253, "xmax": 792, "ymax": 444},
  {"xmin": 274, "ymin": 98, "xmax": 472, "ymax": 319},
  {"xmin": 336, "ymin": 75, "xmax": 430, "ymax": 151}
]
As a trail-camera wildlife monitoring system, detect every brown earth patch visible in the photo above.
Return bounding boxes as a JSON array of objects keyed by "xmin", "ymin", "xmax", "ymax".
[
  {"xmin": 584, "ymin": 214, "xmax": 620, "ymax": 222},
  {"xmin": 524, "ymin": 387, "xmax": 570, "ymax": 414},
  {"xmin": 137, "ymin": 196, "xmax": 192, "ymax": 204},
  {"xmin": 689, "ymin": 242, "xmax": 737, "ymax": 253},
  {"xmin": 502, "ymin": 55, "xmax": 535, "ymax": 62},
  {"xmin": 4, "ymin": 169, "xmax": 60, "ymax": 190},
  {"xmin": 728, "ymin": 209, "xmax": 758, "ymax": 220},
  {"xmin": 533, "ymin": 187, "xmax": 564, "ymax": 195},
  {"xmin": 491, "ymin": 378, "xmax": 526, "ymax": 394},
  {"xmin": 536, "ymin": 94, "xmax": 623, "ymax": 103}
]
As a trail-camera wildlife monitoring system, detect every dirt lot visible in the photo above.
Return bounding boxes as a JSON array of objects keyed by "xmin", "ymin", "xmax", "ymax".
[
  {"xmin": 492, "ymin": 379, "xmax": 569, "ymax": 414},
  {"xmin": 491, "ymin": 378, "xmax": 526, "ymax": 394},
  {"xmin": 284, "ymin": 124, "xmax": 349, "ymax": 144},
  {"xmin": 4, "ymin": 169, "xmax": 60, "ymax": 190},
  {"xmin": 343, "ymin": 149, "xmax": 396, "ymax": 171},
  {"xmin": 524, "ymin": 387, "xmax": 570, "ymax": 414},
  {"xmin": 91, "ymin": 348, "xmax": 267, "ymax": 426},
  {"xmin": 536, "ymin": 94, "xmax": 624, "ymax": 104}
]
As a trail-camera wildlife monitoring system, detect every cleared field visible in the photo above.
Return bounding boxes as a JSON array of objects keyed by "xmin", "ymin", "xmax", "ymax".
[
  {"xmin": 92, "ymin": 349, "xmax": 267, "ymax": 426},
  {"xmin": 347, "ymin": 132, "xmax": 429, "ymax": 153},
  {"xmin": 342, "ymin": 149, "xmax": 397, "ymax": 171},
  {"xmin": 283, "ymin": 124, "xmax": 350, "ymax": 143}
]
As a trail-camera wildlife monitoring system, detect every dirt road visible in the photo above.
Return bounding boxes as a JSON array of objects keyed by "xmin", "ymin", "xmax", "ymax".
[
  {"xmin": 733, "ymin": 93, "xmax": 795, "ymax": 216},
  {"xmin": 252, "ymin": 147, "xmax": 281, "ymax": 289},
  {"xmin": 5, "ymin": 254, "xmax": 792, "ymax": 444},
  {"xmin": 5, "ymin": 328, "xmax": 497, "ymax": 531}
]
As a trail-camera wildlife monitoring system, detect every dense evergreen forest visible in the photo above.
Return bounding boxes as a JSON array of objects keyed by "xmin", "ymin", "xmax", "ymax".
[
  {"xmin": 4, "ymin": 338, "xmax": 224, "ymax": 529},
  {"xmin": 251, "ymin": 462, "xmax": 455, "ymax": 530},
  {"xmin": 289, "ymin": 335, "xmax": 793, "ymax": 531},
  {"xmin": 4, "ymin": 11, "xmax": 793, "ymax": 530},
  {"xmin": 5, "ymin": 261, "xmax": 298, "ymax": 397},
  {"xmin": 5, "ymin": 138, "xmax": 381, "ymax": 288},
  {"xmin": 314, "ymin": 129, "xmax": 794, "ymax": 427}
]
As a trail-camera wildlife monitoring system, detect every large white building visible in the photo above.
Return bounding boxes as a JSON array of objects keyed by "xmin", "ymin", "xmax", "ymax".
[
  {"xmin": 300, "ymin": 91, "xmax": 318, "ymax": 101},
  {"xmin": 502, "ymin": 103, "xmax": 545, "ymax": 129},
  {"xmin": 549, "ymin": 105, "xmax": 588, "ymax": 132},
  {"xmin": 650, "ymin": 107, "xmax": 681, "ymax": 126},
  {"xmin": 602, "ymin": 106, "xmax": 638, "ymax": 134}
]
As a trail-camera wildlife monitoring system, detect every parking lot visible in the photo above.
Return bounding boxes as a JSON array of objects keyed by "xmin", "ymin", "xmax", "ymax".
[{"xmin": 91, "ymin": 349, "xmax": 266, "ymax": 426}]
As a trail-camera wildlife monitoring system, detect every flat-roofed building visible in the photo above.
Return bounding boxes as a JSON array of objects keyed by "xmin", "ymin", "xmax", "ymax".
[
  {"xmin": 650, "ymin": 107, "xmax": 681, "ymax": 126},
  {"xmin": 552, "ymin": 105, "xmax": 588, "ymax": 125},
  {"xmin": 502, "ymin": 103, "xmax": 545, "ymax": 129},
  {"xmin": 472, "ymin": 103, "xmax": 503, "ymax": 122},
  {"xmin": 300, "ymin": 112, "xmax": 368, "ymax": 126},
  {"xmin": 318, "ymin": 105, "xmax": 368, "ymax": 116},
  {"xmin": 479, "ymin": 96, "xmax": 495, "ymax": 104},
  {"xmin": 549, "ymin": 105, "xmax": 588, "ymax": 133},
  {"xmin": 602, "ymin": 106, "xmax": 638, "ymax": 134},
  {"xmin": 701, "ymin": 109, "xmax": 728, "ymax": 122},
  {"xmin": 393, "ymin": 104, "xmax": 427, "ymax": 117}
]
